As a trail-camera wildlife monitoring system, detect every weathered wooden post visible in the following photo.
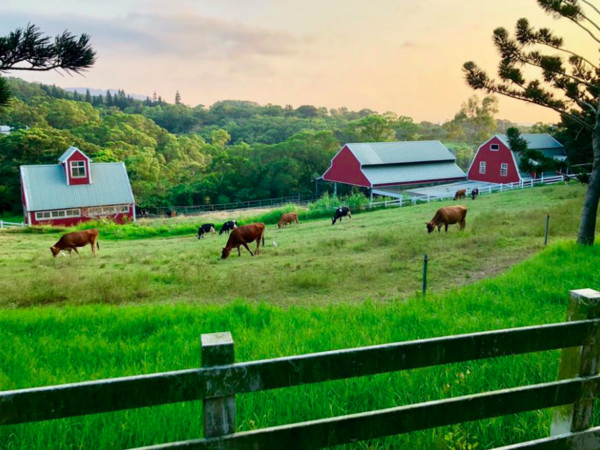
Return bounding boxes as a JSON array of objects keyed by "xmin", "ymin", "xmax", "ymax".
[
  {"xmin": 551, "ymin": 289, "xmax": 600, "ymax": 436},
  {"xmin": 201, "ymin": 332, "xmax": 235, "ymax": 438},
  {"xmin": 544, "ymin": 214, "xmax": 550, "ymax": 246}
]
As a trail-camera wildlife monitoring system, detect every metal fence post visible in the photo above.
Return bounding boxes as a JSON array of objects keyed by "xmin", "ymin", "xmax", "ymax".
[
  {"xmin": 201, "ymin": 332, "xmax": 235, "ymax": 438},
  {"xmin": 422, "ymin": 254, "xmax": 429, "ymax": 297},
  {"xmin": 551, "ymin": 289, "xmax": 600, "ymax": 436}
]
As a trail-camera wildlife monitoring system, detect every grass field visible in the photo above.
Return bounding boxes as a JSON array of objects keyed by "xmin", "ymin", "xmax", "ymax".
[{"xmin": 1, "ymin": 184, "xmax": 600, "ymax": 449}]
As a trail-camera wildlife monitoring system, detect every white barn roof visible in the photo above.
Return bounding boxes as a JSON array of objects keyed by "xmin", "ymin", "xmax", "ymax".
[
  {"xmin": 21, "ymin": 162, "xmax": 135, "ymax": 211},
  {"xmin": 346, "ymin": 140, "xmax": 457, "ymax": 166}
]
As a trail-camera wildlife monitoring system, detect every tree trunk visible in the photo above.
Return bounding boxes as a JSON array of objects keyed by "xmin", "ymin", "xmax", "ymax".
[{"xmin": 577, "ymin": 105, "xmax": 600, "ymax": 245}]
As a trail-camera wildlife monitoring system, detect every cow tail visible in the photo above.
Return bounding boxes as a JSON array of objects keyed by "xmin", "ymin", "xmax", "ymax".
[
  {"xmin": 262, "ymin": 234, "xmax": 265, "ymax": 247},
  {"xmin": 97, "ymin": 240, "xmax": 100, "ymax": 250}
]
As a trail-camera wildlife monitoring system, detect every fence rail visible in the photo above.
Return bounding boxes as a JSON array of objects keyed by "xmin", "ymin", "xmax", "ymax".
[
  {"xmin": 2, "ymin": 288, "xmax": 600, "ymax": 449},
  {"xmin": 0, "ymin": 220, "xmax": 25, "ymax": 229}
]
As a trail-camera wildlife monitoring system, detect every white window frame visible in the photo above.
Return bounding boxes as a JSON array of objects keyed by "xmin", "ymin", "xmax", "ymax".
[
  {"xmin": 479, "ymin": 161, "xmax": 486, "ymax": 174},
  {"xmin": 500, "ymin": 163, "xmax": 508, "ymax": 177},
  {"xmin": 70, "ymin": 160, "xmax": 87, "ymax": 178},
  {"xmin": 35, "ymin": 209, "xmax": 81, "ymax": 221},
  {"xmin": 490, "ymin": 144, "xmax": 499, "ymax": 151},
  {"xmin": 87, "ymin": 204, "xmax": 129, "ymax": 217}
]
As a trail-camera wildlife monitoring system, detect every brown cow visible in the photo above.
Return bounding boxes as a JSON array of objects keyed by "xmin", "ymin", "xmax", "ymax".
[
  {"xmin": 221, "ymin": 223, "xmax": 266, "ymax": 259},
  {"xmin": 50, "ymin": 229, "xmax": 100, "ymax": 257},
  {"xmin": 426, "ymin": 206, "xmax": 467, "ymax": 233},
  {"xmin": 278, "ymin": 212, "xmax": 299, "ymax": 229},
  {"xmin": 453, "ymin": 189, "xmax": 466, "ymax": 201}
]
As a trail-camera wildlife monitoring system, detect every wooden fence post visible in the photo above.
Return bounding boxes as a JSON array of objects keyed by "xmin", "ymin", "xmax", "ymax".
[
  {"xmin": 551, "ymin": 289, "xmax": 600, "ymax": 436},
  {"xmin": 201, "ymin": 332, "xmax": 235, "ymax": 438}
]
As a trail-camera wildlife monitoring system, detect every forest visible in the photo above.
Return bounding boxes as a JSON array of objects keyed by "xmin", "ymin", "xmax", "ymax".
[{"xmin": 0, "ymin": 77, "xmax": 569, "ymax": 213}]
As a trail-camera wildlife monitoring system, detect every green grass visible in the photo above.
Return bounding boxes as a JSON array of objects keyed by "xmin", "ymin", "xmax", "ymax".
[{"xmin": 1, "ymin": 184, "xmax": 600, "ymax": 448}]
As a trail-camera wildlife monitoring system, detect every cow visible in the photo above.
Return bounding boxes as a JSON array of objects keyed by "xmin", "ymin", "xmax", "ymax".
[
  {"xmin": 332, "ymin": 206, "xmax": 351, "ymax": 225},
  {"xmin": 278, "ymin": 212, "xmax": 299, "ymax": 229},
  {"xmin": 453, "ymin": 189, "xmax": 466, "ymax": 201},
  {"xmin": 471, "ymin": 187, "xmax": 480, "ymax": 200},
  {"xmin": 197, "ymin": 224, "xmax": 216, "ymax": 239},
  {"xmin": 219, "ymin": 220, "xmax": 237, "ymax": 235},
  {"xmin": 50, "ymin": 229, "xmax": 100, "ymax": 257},
  {"xmin": 426, "ymin": 205, "xmax": 467, "ymax": 234},
  {"xmin": 221, "ymin": 223, "xmax": 266, "ymax": 259}
]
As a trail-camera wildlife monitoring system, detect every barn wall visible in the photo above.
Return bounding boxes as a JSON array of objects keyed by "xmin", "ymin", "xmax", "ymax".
[
  {"xmin": 29, "ymin": 205, "xmax": 134, "ymax": 227},
  {"xmin": 468, "ymin": 137, "xmax": 520, "ymax": 183},
  {"xmin": 322, "ymin": 146, "xmax": 371, "ymax": 187}
]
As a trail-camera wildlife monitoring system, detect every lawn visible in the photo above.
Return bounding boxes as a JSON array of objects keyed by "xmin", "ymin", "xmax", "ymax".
[{"xmin": 1, "ymin": 183, "xmax": 599, "ymax": 449}]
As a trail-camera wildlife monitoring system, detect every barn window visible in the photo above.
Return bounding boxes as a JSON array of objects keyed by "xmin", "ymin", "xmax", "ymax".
[
  {"xmin": 479, "ymin": 161, "xmax": 486, "ymax": 174},
  {"xmin": 500, "ymin": 163, "xmax": 508, "ymax": 176},
  {"xmin": 70, "ymin": 160, "xmax": 86, "ymax": 178},
  {"xmin": 35, "ymin": 209, "xmax": 80, "ymax": 221},
  {"xmin": 490, "ymin": 144, "xmax": 499, "ymax": 151}
]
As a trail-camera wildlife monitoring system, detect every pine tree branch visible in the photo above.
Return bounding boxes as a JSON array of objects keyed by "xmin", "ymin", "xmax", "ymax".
[{"xmin": 580, "ymin": 0, "xmax": 600, "ymax": 16}]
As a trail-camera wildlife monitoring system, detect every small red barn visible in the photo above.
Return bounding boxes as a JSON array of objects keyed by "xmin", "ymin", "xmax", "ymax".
[
  {"xmin": 467, "ymin": 133, "xmax": 566, "ymax": 184},
  {"xmin": 20, "ymin": 146, "xmax": 135, "ymax": 226},
  {"xmin": 321, "ymin": 141, "xmax": 466, "ymax": 189}
]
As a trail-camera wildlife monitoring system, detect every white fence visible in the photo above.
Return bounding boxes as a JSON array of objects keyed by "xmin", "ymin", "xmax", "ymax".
[
  {"xmin": 369, "ymin": 175, "xmax": 567, "ymax": 208},
  {"xmin": 0, "ymin": 220, "xmax": 25, "ymax": 229}
]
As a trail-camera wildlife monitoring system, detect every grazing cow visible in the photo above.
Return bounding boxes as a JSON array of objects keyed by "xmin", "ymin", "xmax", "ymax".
[
  {"xmin": 426, "ymin": 205, "xmax": 468, "ymax": 234},
  {"xmin": 332, "ymin": 206, "xmax": 351, "ymax": 225},
  {"xmin": 278, "ymin": 212, "xmax": 299, "ymax": 229},
  {"xmin": 221, "ymin": 223, "xmax": 266, "ymax": 259},
  {"xmin": 219, "ymin": 220, "xmax": 237, "ymax": 235},
  {"xmin": 471, "ymin": 187, "xmax": 480, "ymax": 200},
  {"xmin": 453, "ymin": 189, "xmax": 466, "ymax": 201},
  {"xmin": 50, "ymin": 229, "xmax": 100, "ymax": 257},
  {"xmin": 197, "ymin": 224, "xmax": 216, "ymax": 239}
]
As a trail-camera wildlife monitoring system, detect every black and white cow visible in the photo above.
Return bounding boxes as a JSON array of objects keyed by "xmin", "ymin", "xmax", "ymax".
[
  {"xmin": 471, "ymin": 188, "xmax": 480, "ymax": 200},
  {"xmin": 219, "ymin": 220, "xmax": 238, "ymax": 235},
  {"xmin": 197, "ymin": 223, "xmax": 216, "ymax": 239},
  {"xmin": 332, "ymin": 206, "xmax": 351, "ymax": 225}
]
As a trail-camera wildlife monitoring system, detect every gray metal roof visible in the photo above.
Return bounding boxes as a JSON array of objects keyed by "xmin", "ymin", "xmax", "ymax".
[
  {"xmin": 496, "ymin": 133, "xmax": 564, "ymax": 151},
  {"xmin": 346, "ymin": 141, "xmax": 456, "ymax": 166},
  {"xmin": 21, "ymin": 162, "xmax": 135, "ymax": 211},
  {"xmin": 363, "ymin": 162, "xmax": 466, "ymax": 186}
]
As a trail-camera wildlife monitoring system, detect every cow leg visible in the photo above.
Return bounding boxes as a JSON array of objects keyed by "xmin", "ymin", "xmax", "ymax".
[
  {"xmin": 444, "ymin": 224, "xmax": 449, "ymax": 233},
  {"xmin": 73, "ymin": 247, "xmax": 81, "ymax": 257},
  {"xmin": 242, "ymin": 243, "xmax": 254, "ymax": 256}
]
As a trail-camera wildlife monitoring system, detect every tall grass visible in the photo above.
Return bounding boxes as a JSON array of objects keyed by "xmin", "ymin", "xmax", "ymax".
[{"xmin": 1, "ymin": 242, "xmax": 599, "ymax": 448}]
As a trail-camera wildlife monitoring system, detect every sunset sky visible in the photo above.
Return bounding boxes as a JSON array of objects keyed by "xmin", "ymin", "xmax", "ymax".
[{"xmin": 1, "ymin": 0, "xmax": 595, "ymax": 124}]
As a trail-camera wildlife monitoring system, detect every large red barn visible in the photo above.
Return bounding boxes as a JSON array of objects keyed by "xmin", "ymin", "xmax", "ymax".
[
  {"xmin": 321, "ymin": 141, "xmax": 466, "ymax": 191},
  {"xmin": 20, "ymin": 147, "xmax": 135, "ymax": 226},
  {"xmin": 467, "ymin": 134, "xmax": 566, "ymax": 184}
]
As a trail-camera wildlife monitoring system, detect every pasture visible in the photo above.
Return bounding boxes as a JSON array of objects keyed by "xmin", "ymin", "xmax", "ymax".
[
  {"xmin": 0, "ymin": 184, "xmax": 588, "ymax": 308},
  {"xmin": 1, "ymin": 183, "xmax": 600, "ymax": 449}
]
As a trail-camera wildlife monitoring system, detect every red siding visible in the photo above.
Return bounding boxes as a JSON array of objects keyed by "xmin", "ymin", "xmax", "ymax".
[
  {"xmin": 322, "ymin": 146, "xmax": 371, "ymax": 187},
  {"xmin": 64, "ymin": 150, "xmax": 91, "ymax": 185},
  {"xmin": 29, "ymin": 206, "xmax": 134, "ymax": 227},
  {"xmin": 468, "ymin": 137, "xmax": 520, "ymax": 183}
]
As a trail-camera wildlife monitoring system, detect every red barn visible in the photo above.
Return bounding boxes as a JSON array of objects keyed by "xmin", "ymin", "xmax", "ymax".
[
  {"xmin": 321, "ymin": 141, "xmax": 466, "ymax": 190},
  {"xmin": 468, "ymin": 133, "xmax": 566, "ymax": 184},
  {"xmin": 20, "ymin": 146, "xmax": 135, "ymax": 226}
]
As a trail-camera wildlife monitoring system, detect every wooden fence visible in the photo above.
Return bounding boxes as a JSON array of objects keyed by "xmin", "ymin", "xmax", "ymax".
[
  {"xmin": 0, "ymin": 220, "xmax": 25, "ymax": 229},
  {"xmin": 2, "ymin": 289, "xmax": 600, "ymax": 449}
]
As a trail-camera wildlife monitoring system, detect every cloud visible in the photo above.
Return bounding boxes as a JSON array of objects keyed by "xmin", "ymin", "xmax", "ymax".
[{"xmin": 0, "ymin": 10, "xmax": 301, "ymax": 62}]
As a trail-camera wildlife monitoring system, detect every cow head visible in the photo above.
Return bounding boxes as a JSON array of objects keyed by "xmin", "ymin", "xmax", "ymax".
[
  {"xmin": 50, "ymin": 246, "xmax": 60, "ymax": 257},
  {"xmin": 425, "ymin": 222, "xmax": 435, "ymax": 233},
  {"xmin": 221, "ymin": 247, "xmax": 231, "ymax": 259}
]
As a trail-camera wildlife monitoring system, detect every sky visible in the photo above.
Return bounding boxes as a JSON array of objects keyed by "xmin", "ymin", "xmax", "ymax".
[{"xmin": 1, "ymin": 0, "xmax": 595, "ymax": 124}]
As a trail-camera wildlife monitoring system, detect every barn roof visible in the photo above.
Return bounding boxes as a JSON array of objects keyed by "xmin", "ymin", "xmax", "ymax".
[
  {"xmin": 58, "ymin": 146, "xmax": 91, "ymax": 163},
  {"xmin": 21, "ymin": 162, "xmax": 134, "ymax": 211},
  {"xmin": 496, "ymin": 133, "xmax": 564, "ymax": 151},
  {"xmin": 346, "ymin": 141, "xmax": 457, "ymax": 166},
  {"xmin": 363, "ymin": 162, "xmax": 467, "ymax": 186}
]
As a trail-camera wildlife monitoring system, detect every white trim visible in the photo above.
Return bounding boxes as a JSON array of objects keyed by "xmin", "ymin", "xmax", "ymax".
[
  {"xmin": 509, "ymin": 151, "xmax": 523, "ymax": 182},
  {"xmin": 500, "ymin": 163, "xmax": 508, "ymax": 177},
  {"xmin": 490, "ymin": 143, "xmax": 499, "ymax": 151},
  {"xmin": 35, "ymin": 208, "xmax": 81, "ymax": 221},
  {"xmin": 70, "ymin": 160, "xmax": 87, "ymax": 179},
  {"xmin": 479, "ymin": 161, "xmax": 487, "ymax": 174}
]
